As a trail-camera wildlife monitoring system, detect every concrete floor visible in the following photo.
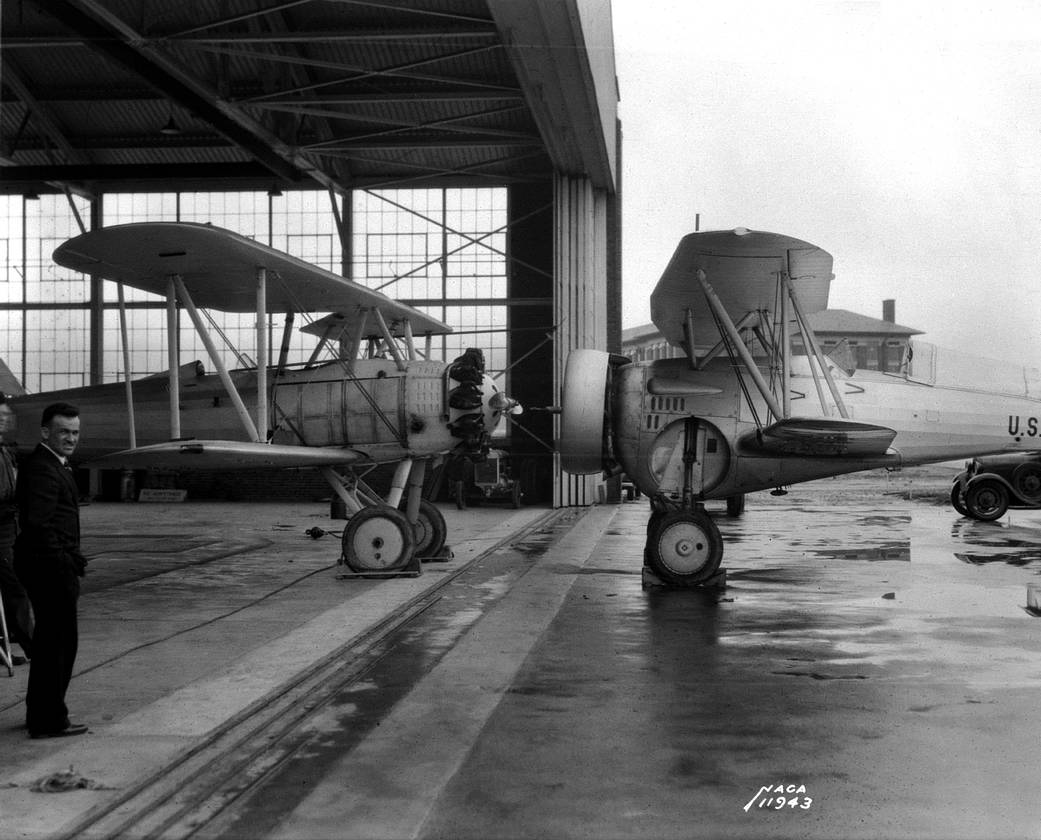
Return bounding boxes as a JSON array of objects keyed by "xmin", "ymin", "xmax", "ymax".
[{"xmin": 3, "ymin": 467, "xmax": 1041, "ymax": 839}]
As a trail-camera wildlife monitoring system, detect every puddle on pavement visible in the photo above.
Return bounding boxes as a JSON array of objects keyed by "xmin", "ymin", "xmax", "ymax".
[
  {"xmin": 956, "ymin": 550, "xmax": 1041, "ymax": 566},
  {"xmin": 810, "ymin": 543, "xmax": 910, "ymax": 562},
  {"xmin": 950, "ymin": 520, "xmax": 1041, "ymax": 567}
]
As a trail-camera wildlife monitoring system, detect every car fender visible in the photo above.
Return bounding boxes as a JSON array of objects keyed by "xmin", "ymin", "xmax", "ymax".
[{"xmin": 965, "ymin": 471, "xmax": 1017, "ymax": 498}]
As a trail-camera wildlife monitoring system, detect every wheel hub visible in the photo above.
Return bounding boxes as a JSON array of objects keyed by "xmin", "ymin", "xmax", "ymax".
[{"xmin": 660, "ymin": 521, "xmax": 713, "ymax": 575}]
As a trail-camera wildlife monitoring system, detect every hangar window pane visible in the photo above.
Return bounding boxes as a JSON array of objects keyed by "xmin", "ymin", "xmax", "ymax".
[
  {"xmin": 181, "ymin": 192, "xmax": 269, "ymax": 239},
  {"xmin": 24, "ymin": 309, "xmax": 90, "ymax": 392},
  {"xmin": 0, "ymin": 196, "xmax": 24, "ymax": 304},
  {"xmin": 0, "ymin": 311, "xmax": 24, "ymax": 378},
  {"xmin": 102, "ymin": 308, "xmax": 169, "ymax": 381},
  {"xmin": 24, "ymin": 196, "xmax": 90, "ymax": 304}
]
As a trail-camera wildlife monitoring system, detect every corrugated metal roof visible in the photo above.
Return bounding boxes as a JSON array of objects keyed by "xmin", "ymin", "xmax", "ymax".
[{"xmin": 0, "ymin": 0, "xmax": 617, "ymax": 197}]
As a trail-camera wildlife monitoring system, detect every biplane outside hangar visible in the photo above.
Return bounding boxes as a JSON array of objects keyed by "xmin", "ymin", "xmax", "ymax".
[{"xmin": 0, "ymin": 0, "xmax": 620, "ymax": 513}]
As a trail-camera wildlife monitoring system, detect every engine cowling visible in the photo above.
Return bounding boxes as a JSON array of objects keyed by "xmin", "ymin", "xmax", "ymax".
[{"xmin": 559, "ymin": 349, "xmax": 613, "ymax": 475}]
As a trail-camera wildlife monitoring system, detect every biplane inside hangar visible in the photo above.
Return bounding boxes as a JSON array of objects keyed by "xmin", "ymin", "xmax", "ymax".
[{"xmin": 16, "ymin": 221, "xmax": 519, "ymax": 574}]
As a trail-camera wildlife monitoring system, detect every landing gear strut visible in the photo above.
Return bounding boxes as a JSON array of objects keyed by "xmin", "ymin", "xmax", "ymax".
[{"xmin": 643, "ymin": 417, "xmax": 727, "ymax": 588}]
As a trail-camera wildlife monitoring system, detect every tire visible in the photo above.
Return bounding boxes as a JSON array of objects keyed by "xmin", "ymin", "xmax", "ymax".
[
  {"xmin": 1012, "ymin": 463, "xmax": 1041, "ymax": 503},
  {"xmin": 950, "ymin": 481, "xmax": 969, "ymax": 517},
  {"xmin": 964, "ymin": 480, "xmax": 1009, "ymax": 522},
  {"xmin": 725, "ymin": 494, "xmax": 746, "ymax": 517},
  {"xmin": 510, "ymin": 481, "xmax": 522, "ymax": 509},
  {"xmin": 341, "ymin": 506, "xmax": 415, "ymax": 572},
  {"xmin": 645, "ymin": 509, "xmax": 724, "ymax": 586},
  {"xmin": 405, "ymin": 498, "xmax": 447, "ymax": 559}
]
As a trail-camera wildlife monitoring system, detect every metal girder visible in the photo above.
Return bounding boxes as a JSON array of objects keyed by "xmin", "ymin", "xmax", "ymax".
[
  {"xmin": 0, "ymin": 59, "xmax": 83, "ymax": 164},
  {"xmin": 38, "ymin": 0, "xmax": 336, "ymax": 190}
]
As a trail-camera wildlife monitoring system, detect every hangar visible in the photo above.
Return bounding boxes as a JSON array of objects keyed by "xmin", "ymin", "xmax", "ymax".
[{"xmin": 0, "ymin": 0, "xmax": 620, "ymax": 506}]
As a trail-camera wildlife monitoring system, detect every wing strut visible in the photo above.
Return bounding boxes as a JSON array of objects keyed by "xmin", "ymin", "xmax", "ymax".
[
  {"xmin": 166, "ymin": 277, "xmax": 181, "ymax": 440},
  {"xmin": 690, "ymin": 310, "xmax": 759, "ymax": 370},
  {"xmin": 256, "ymin": 266, "xmax": 268, "ymax": 442},
  {"xmin": 683, "ymin": 308, "xmax": 699, "ymax": 370},
  {"xmin": 116, "ymin": 282, "xmax": 137, "ymax": 448},
  {"xmin": 173, "ymin": 275, "xmax": 263, "ymax": 443},
  {"xmin": 697, "ymin": 270, "xmax": 783, "ymax": 421},
  {"xmin": 780, "ymin": 282, "xmax": 791, "ymax": 418},
  {"xmin": 373, "ymin": 308, "xmax": 407, "ymax": 372},
  {"xmin": 785, "ymin": 273, "xmax": 849, "ymax": 419}
]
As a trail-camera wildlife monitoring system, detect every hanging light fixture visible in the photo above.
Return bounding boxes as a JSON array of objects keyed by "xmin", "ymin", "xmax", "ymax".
[{"xmin": 160, "ymin": 105, "xmax": 181, "ymax": 136}]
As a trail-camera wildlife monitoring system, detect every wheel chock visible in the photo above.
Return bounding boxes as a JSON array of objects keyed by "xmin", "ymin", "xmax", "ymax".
[
  {"xmin": 336, "ymin": 552, "xmax": 422, "ymax": 580},
  {"xmin": 420, "ymin": 545, "xmax": 454, "ymax": 563},
  {"xmin": 641, "ymin": 566, "xmax": 727, "ymax": 590}
]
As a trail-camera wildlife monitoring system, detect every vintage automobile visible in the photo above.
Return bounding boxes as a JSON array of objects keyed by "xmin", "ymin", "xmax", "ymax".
[
  {"xmin": 450, "ymin": 449, "xmax": 522, "ymax": 509},
  {"xmin": 951, "ymin": 452, "xmax": 1041, "ymax": 520}
]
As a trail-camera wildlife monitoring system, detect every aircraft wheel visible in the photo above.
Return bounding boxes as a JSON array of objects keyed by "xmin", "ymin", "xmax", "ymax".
[
  {"xmin": 725, "ymin": 494, "xmax": 746, "ymax": 517},
  {"xmin": 950, "ymin": 481, "xmax": 969, "ymax": 517},
  {"xmin": 646, "ymin": 510, "xmax": 723, "ymax": 586},
  {"xmin": 406, "ymin": 499, "xmax": 447, "ymax": 559},
  {"xmin": 644, "ymin": 509, "xmax": 666, "ymax": 566},
  {"xmin": 511, "ymin": 481, "xmax": 522, "ymax": 509},
  {"xmin": 342, "ymin": 506, "xmax": 416, "ymax": 572},
  {"xmin": 964, "ymin": 480, "xmax": 1009, "ymax": 522},
  {"xmin": 1012, "ymin": 463, "xmax": 1041, "ymax": 503}
]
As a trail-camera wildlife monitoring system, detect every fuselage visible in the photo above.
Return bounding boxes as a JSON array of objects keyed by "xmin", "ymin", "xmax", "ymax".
[
  {"xmin": 613, "ymin": 356, "xmax": 1041, "ymax": 500},
  {"xmin": 9, "ymin": 358, "xmax": 507, "ymax": 464}
]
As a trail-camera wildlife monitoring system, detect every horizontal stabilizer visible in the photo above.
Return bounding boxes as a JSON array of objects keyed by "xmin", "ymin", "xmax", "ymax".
[
  {"xmin": 87, "ymin": 440, "xmax": 368, "ymax": 470},
  {"xmin": 0, "ymin": 357, "xmax": 26, "ymax": 396},
  {"xmin": 744, "ymin": 417, "xmax": 897, "ymax": 457}
]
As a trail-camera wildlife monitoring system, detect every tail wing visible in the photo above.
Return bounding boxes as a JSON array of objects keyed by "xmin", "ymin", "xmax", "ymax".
[{"xmin": 0, "ymin": 359, "xmax": 26, "ymax": 396}]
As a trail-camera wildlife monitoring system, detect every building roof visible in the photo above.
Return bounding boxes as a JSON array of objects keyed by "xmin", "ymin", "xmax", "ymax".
[
  {"xmin": 622, "ymin": 307, "xmax": 923, "ymax": 348},
  {"xmin": 0, "ymin": 0, "xmax": 618, "ymax": 197},
  {"xmin": 805, "ymin": 309, "xmax": 923, "ymax": 337},
  {"xmin": 621, "ymin": 323, "xmax": 663, "ymax": 343}
]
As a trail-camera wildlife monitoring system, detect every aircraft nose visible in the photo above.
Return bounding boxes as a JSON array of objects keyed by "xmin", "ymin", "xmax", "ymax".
[{"xmin": 489, "ymin": 391, "xmax": 523, "ymax": 416}]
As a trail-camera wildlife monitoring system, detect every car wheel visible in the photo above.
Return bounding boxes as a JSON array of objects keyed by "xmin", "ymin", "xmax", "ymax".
[
  {"xmin": 1012, "ymin": 463, "xmax": 1041, "ymax": 504},
  {"xmin": 964, "ymin": 480, "xmax": 1009, "ymax": 521},
  {"xmin": 950, "ymin": 481, "xmax": 969, "ymax": 517}
]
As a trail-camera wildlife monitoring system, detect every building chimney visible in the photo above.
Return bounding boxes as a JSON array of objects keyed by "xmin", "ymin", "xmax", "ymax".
[{"xmin": 882, "ymin": 299, "xmax": 895, "ymax": 323}]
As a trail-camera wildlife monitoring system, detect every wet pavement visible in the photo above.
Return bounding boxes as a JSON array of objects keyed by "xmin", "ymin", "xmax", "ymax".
[{"xmin": 3, "ymin": 467, "xmax": 1041, "ymax": 838}]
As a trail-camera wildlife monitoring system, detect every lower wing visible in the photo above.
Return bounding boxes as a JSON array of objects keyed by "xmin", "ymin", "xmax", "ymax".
[
  {"xmin": 743, "ymin": 418, "xmax": 897, "ymax": 457},
  {"xmin": 87, "ymin": 440, "xmax": 369, "ymax": 470}
]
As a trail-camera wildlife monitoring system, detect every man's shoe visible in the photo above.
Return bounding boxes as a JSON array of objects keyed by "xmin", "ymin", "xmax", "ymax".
[{"xmin": 29, "ymin": 723, "xmax": 89, "ymax": 739}]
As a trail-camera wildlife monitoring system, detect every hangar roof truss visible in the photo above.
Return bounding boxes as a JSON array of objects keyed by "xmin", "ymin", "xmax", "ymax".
[{"xmin": 0, "ymin": 0, "xmax": 617, "ymax": 197}]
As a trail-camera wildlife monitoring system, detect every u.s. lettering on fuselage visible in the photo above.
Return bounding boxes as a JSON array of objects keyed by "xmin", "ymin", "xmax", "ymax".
[{"xmin": 1009, "ymin": 415, "xmax": 1040, "ymax": 438}]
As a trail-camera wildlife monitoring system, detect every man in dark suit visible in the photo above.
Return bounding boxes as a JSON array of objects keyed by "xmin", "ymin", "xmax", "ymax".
[
  {"xmin": 0, "ymin": 394, "xmax": 34, "ymax": 665},
  {"xmin": 14, "ymin": 402, "xmax": 88, "ymax": 738}
]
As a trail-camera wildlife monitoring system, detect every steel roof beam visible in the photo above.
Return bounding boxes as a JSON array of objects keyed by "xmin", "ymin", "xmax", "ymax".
[{"xmin": 39, "ymin": 0, "xmax": 340, "ymax": 190}]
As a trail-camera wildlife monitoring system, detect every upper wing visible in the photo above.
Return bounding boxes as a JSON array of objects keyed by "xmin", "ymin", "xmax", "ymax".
[
  {"xmin": 52, "ymin": 222, "xmax": 451, "ymax": 339},
  {"xmin": 86, "ymin": 440, "xmax": 369, "ymax": 470},
  {"xmin": 650, "ymin": 228, "xmax": 833, "ymax": 349}
]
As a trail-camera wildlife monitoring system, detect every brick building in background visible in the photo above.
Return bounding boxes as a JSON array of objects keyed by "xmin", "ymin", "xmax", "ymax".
[{"xmin": 623, "ymin": 299, "xmax": 922, "ymax": 374}]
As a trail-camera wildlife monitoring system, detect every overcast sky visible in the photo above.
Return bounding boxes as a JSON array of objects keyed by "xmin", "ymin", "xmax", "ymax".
[{"xmin": 611, "ymin": 0, "xmax": 1041, "ymax": 364}]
